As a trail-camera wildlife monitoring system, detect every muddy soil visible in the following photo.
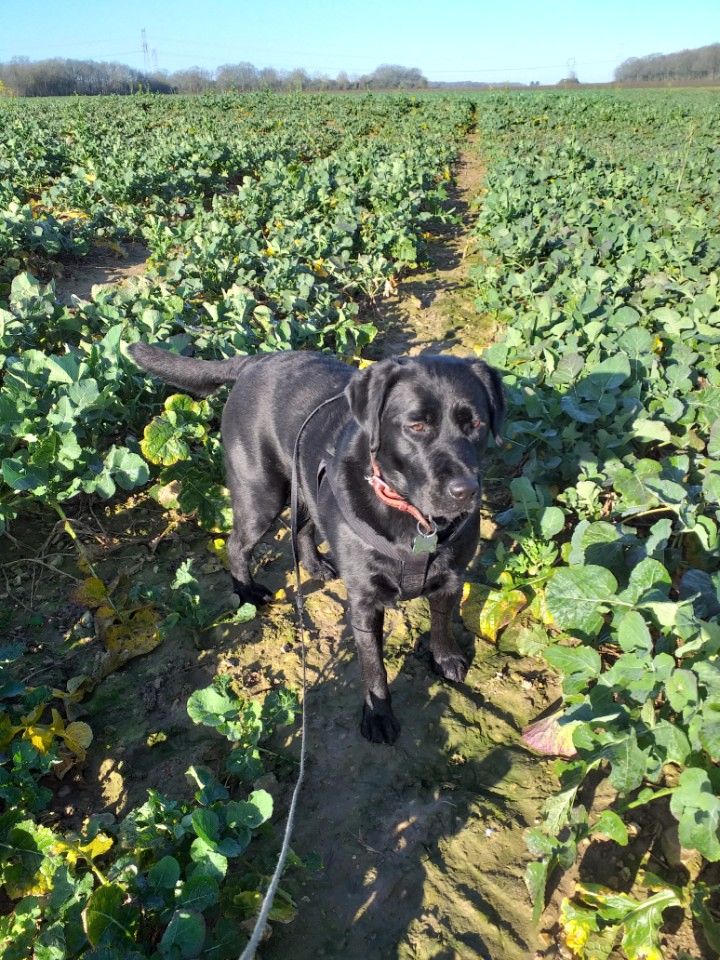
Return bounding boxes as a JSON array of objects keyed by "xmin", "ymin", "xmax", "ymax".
[{"xmin": 2, "ymin": 136, "xmax": 562, "ymax": 959}]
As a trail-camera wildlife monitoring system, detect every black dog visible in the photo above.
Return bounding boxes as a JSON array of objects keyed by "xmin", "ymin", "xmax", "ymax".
[{"xmin": 129, "ymin": 345, "xmax": 504, "ymax": 744}]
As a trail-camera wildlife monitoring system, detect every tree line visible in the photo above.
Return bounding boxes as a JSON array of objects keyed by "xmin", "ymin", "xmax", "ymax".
[
  {"xmin": 614, "ymin": 43, "xmax": 720, "ymax": 83},
  {"xmin": 0, "ymin": 58, "xmax": 429, "ymax": 97}
]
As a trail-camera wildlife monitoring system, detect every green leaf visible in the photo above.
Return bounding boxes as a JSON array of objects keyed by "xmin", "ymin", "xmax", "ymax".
[
  {"xmin": 606, "ymin": 731, "xmax": 649, "ymax": 794},
  {"xmin": 177, "ymin": 875, "xmax": 220, "ymax": 912},
  {"xmin": 632, "ymin": 418, "xmax": 672, "ymax": 443},
  {"xmin": 103, "ymin": 446, "xmax": 149, "ymax": 491},
  {"xmin": 544, "ymin": 644, "xmax": 601, "ymax": 696},
  {"xmin": 191, "ymin": 808, "xmax": 220, "ymax": 846},
  {"xmin": 225, "ymin": 747, "xmax": 264, "ymax": 782},
  {"xmin": 525, "ymin": 861, "xmax": 549, "ymax": 923},
  {"xmin": 141, "ymin": 417, "xmax": 191, "ymax": 466},
  {"xmin": 159, "ymin": 909, "xmax": 206, "ymax": 959},
  {"xmin": 621, "ymin": 558, "xmax": 671, "ymax": 605},
  {"xmin": 227, "ymin": 790, "xmax": 273, "ymax": 829},
  {"xmin": 620, "ymin": 887, "xmax": 682, "ymax": 960},
  {"xmin": 546, "ymin": 565, "xmax": 618, "ymax": 636},
  {"xmin": 592, "ymin": 810, "xmax": 628, "ymax": 845},
  {"xmin": 189, "ymin": 838, "xmax": 227, "ymax": 879},
  {"xmin": 148, "ymin": 856, "xmax": 181, "ymax": 890},
  {"xmin": 2, "ymin": 458, "xmax": 48, "ymax": 493},
  {"xmin": 669, "ymin": 767, "xmax": 720, "ymax": 860},
  {"xmin": 186, "ymin": 686, "xmax": 239, "ymax": 729},
  {"xmin": 83, "ymin": 882, "xmax": 138, "ymax": 948},
  {"xmin": 186, "ymin": 765, "xmax": 229, "ymax": 805},
  {"xmin": 665, "ymin": 669, "xmax": 699, "ymax": 714},
  {"xmin": 615, "ymin": 611, "xmax": 652, "ymax": 654},
  {"xmin": 538, "ymin": 506, "xmax": 565, "ymax": 539}
]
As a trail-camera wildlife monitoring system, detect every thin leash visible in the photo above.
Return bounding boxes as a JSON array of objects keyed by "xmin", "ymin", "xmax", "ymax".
[{"xmin": 238, "ymin": 392, "xmax": 346, "ymax": 960}]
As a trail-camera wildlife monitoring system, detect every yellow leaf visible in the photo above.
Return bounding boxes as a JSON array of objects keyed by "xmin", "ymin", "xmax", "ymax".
[
  {"xmin": 6, "ymin": 870, "xmax": 52, "ymax": 899},
  {"xmin": 79, "ymin": 833, "xmax": 113, "ymax": 860},
  {"xmin": 50, "ymin": 708, "xmax": 65, "ymax": 735},
  {"xmin": 559, "ymin": 897, "xmax": 593, "ymax": 955},
  {"xmin": 73, "ymin": 577, "xmax": 108, "ymax": 608},
  {"xmin": 206, "ymin": 537, "xmax": 229, "ymax": 568},
  {"xmin": 91, "ymin": 606, "xmax": 162, "ymax": 684},
  {"xmin": 461, "ymin": 582, "xmax": 527, "ymax": 642},
  {"xmin": 530, "ymin": 590, "xmax": 554, "ymax": 626},
  {"xmin": 63, "ymin": 721, "xmax": 93, "ymax": 757},
  {"xmin": 478, "ymin": 590, "xmax": 527, "ymax": 642},
  {"xmin": 24, "ymin": 725, "xmax": 54, "ymax": 753}
]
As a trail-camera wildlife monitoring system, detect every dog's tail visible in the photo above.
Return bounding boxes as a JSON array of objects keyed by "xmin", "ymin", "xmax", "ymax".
[{"xmin": 128, "ymin": 342, "xmax": 252, "ymax": 397}]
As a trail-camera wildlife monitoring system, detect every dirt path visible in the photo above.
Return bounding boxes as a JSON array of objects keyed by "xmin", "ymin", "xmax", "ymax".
[{"xmin": 364, "ymin": 131, "xmax": 498, "ymax": 360}]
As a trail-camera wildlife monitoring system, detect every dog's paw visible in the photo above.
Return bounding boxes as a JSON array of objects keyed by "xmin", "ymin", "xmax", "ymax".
[
  {"xmin": 431, "ymin": 651, "xmax": 469, "ymax": 683},
  {"xmin": 360, "ymin": 699, "xmax": 400, "ymax": 745},
  {"xmin": 232, "ymin": 578, "xmax": 274, "ymax": 607}
]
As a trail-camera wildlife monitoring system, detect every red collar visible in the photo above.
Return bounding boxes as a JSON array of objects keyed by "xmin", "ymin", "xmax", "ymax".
[{"xmin": 366, "ymin": 457, "xmax": 434, "ymax": 534}]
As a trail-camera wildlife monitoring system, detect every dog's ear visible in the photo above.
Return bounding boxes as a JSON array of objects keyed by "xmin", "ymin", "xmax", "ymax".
[
  {"xmin": 469, "ymin": 359, "xmax": 505, "ymax": 445},
  {"xmin": 345, "ymin": 358, "xmax": 407, "ymax": 454}
]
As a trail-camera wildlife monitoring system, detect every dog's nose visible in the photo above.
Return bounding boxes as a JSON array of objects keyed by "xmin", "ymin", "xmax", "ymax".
[{"xmin": 448, "ymin": 477, "xmax": 479, "ymax": 502}]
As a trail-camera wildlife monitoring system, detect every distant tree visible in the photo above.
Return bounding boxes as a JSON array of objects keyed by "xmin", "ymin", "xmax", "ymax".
[
  {"xmin": 615, "ymin": 43, "xmax": 720, "ymax": 82},
  {"xmin": 0, "ymin": 57, "xmax": 172, "ymax": 96},
  {"xmin": 216, "ymin": 62, "xmax": 258, "ymax": 91},
  {"xmin": 286, "ymin": 68, "xmax": 310, "ymax": 91},
  {"xmin": 358, "ymin": 64, "xmax": 428, "ymax": 89},
  {"xmin": 257, "ymin": 67, "xmax": 280, "ymax": 91},
  {"xmin": 0, "ymin": 55, "xmax": 435, "ymax": 97},
  {"xmin": 168, "ymin": 66, "xmax": 213, "ymax": 94}
]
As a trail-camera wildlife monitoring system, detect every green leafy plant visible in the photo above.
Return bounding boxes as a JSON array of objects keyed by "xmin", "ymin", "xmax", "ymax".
[{"xmin": 472, "ymin": 89, "xmax": 720, "ymax": 958}]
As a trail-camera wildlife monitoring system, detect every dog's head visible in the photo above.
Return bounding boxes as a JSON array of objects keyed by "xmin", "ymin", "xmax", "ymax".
[{"xmin": 345, "ymin": 355, "xmax": 505, "ymax": 521}]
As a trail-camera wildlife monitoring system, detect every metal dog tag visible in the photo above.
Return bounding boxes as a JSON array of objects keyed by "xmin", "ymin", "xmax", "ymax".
[{"xmin": 412, "ymin": 521, "xmax": 438, "ymax": 554}]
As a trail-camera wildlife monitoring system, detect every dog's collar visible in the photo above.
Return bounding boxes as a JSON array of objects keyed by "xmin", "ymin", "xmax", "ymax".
[{"xmin": 366, "ymin": 456, "xmax": 435, "ymax": 537}]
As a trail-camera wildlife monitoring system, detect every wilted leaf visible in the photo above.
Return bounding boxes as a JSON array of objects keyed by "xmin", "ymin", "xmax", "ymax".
[
  {"xmin": 62, "ymin": 721, "xmax": 93, "ymax": 758},
  {"xmin": 72, "ymin": 577, "xmax": 108, "ymax": 608},
  {"xmin": 522, "ymin": 711, "xmax": 579, "ymax": 758}
]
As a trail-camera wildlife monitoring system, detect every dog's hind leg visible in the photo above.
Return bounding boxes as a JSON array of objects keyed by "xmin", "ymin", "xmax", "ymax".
[{"xmin": 226, "ymin": 475, "xmax": 288, "ymax": 606}]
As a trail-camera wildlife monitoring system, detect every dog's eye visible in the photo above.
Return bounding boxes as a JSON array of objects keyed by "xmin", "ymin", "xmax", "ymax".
[
  {"xmin": 471, "ymin": 418, "xmax": 485, "ymax": 430},
  {"xmin": 408, "ymin": 422, "xmax": 428, "ymax": 433}
]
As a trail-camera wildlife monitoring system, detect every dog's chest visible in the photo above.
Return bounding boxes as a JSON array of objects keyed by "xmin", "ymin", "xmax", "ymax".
[{"xmin": 366, "ymin": 547, "xmax": 462, "ymax": 604}]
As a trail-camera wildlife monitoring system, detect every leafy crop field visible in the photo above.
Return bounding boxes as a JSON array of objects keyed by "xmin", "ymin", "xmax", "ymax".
[
  {"xmin": 1, "ymin": 88, "xmax": 719, "ymax": 960},
  {"xmin": 471, "ymin": 90, "xmax": 720, "ymax": 958}
]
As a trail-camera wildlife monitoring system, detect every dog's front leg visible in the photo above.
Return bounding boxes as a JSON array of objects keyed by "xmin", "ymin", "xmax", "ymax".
[
  {"xmin": 350, "ymin": 602, "xmax": 400, "ymax": 745},
  {"xmin": 428, "ymin": 591, "xmax": 469, "ymax": 683}
]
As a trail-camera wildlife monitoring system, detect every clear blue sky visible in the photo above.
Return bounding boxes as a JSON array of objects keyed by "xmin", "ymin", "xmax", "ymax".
[{"xmin": 2, "ymin": 0, "xmax": 719, "ymax": 84}]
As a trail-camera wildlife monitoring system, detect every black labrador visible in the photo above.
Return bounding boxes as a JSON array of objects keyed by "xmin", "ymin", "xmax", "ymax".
[{"xmin": 129, "ymin": 345, "xmax": 504, "ymax": 744}]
